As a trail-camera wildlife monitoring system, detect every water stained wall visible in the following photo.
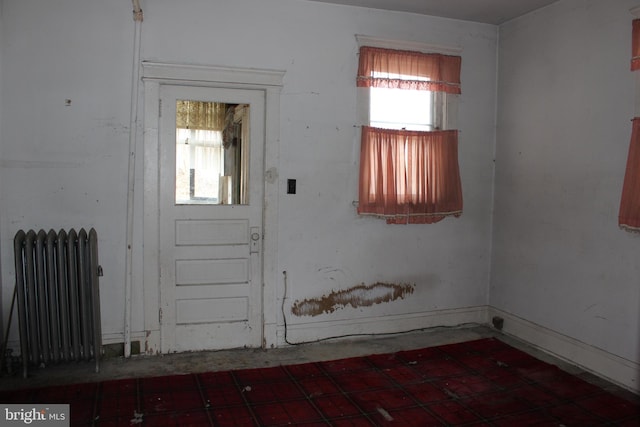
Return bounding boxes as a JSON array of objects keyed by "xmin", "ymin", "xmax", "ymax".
[{"xmin": 291, "ymin": 282, "xmax": 415, "ymax": 317}]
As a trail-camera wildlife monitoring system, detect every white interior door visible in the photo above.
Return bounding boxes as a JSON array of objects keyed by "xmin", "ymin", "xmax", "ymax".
[{"xmin": 159, "ymin": 85, "xmax": 265, "ymax": 353}]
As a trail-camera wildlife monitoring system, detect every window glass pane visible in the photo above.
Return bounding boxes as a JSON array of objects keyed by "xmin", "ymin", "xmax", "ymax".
[
  {"xmin": 370, "ymin": 87, "xmax": 433, "ymax": 131},
  {"xmin": 175, "ymin": 101, "xmax": 250, "ymax": 205},
  {"xmin": 175, "ymin": 128, "xmax": 224, "ymax": 204}
]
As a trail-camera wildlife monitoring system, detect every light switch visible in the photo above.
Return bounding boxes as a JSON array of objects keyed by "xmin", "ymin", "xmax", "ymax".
[{"xmin": 287, "ymin": 179, "xmax": 296, "ymax": 194}]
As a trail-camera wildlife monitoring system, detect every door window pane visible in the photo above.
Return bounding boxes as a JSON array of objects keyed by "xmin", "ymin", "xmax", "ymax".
[{"xmin": 175, "ymin": 101, "xmax": 249, "ymax": 205}]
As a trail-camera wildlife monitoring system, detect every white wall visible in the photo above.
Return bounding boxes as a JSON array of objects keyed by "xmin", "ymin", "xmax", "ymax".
[
  {"xmin": 0, "ymin": 1, "xmax": 136, "ymax": 344},
  {"xmin": 143, "ymin": 0, "xmax": 498, "ymax": 341},
  {"xmin": 493, "ymin": 0, "xmax": 640, "ymax": 371},
  {"xmin": 0, "ymin": 0, "xmax": 497, "ymax": 347}
]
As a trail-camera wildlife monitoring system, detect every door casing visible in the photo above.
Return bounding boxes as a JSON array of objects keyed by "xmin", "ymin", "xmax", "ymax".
[{"xmin": 141, "ymin": 62, "xmax": 284, "ymax": 354}]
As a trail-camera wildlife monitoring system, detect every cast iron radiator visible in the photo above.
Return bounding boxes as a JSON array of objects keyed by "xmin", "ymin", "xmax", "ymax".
[{"xmin": 13, "ymin": 228, "xmax": 102, "ymax": 378}]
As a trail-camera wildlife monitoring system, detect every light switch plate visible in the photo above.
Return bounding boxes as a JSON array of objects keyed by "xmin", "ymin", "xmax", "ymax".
[{"xmin": 287, "ymin": 179, "xmax": 296, "ymax": 194}]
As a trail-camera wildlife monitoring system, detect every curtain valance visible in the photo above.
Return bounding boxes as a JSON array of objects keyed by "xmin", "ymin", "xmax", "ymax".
[
  {"xmin": 176, "ymin": 100, "xmax": 226, "ymax": 131},
  {"xmin": 357, "ymin": 46, "xmax": 461, "ymax": 94},
  {"xmin": 633, "ymin": 19, "xmax": 640, "ymax": 70}
]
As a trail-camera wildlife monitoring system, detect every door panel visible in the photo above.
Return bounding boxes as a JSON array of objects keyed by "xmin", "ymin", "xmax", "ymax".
[
  {"xmin": 176, "ymin": 298, "xmax": 248, "ymax": 324},
  {"xmin": 159, "ymin": 85, "xmax": 264, "ymax": 353},
  {"xmin": 175, "ymin": 219, "xmax": 248, "ymax": 246}
]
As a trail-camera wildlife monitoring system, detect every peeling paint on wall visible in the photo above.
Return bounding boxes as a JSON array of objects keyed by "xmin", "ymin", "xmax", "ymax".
[{"xmin": 291, "ymin": 282, "xmax": 415, "ymax": 317}]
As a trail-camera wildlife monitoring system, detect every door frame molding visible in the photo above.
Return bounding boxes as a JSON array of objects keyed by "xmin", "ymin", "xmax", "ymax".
[{"xmin": 141, "ymin": 62, "xmax": 284, "ymax": 354}]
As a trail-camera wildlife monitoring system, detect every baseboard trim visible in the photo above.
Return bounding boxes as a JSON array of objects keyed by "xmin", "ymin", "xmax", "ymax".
[
  {"xmin": 279, "ymin": 305, "xmax": 489, "ymax": 346},
  {"xmin": 489, "ymin": 307, "xmax": 640, "ymax": 393},
  {"xmin": 5, "ymin": 331, "xmax": 148, "ymax": 358}
]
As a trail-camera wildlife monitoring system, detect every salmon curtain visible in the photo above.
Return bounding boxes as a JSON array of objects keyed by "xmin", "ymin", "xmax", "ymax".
[
  {"xmin": 357, "ymin": 46, "xmax": 461, "ymax": 94},
  {"xmin": 632, "ymin": 19, "xmax": 640, "ymax": 71},
  {"xmin": 358, "ymin": 126, "xmax": 462, "ymax": 224},
  {"xmin": 619, "ymin": 20, "xmax": 640, "ymax": 231},
  {"xmin": 619, "ymin": 118, "xmax": 640, "ymax": 232}
]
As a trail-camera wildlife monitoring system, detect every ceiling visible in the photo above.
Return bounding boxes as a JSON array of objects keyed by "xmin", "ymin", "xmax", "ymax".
[{"xmin": 303, "ymin": 0, "xmax": 561, "ymax": 25}]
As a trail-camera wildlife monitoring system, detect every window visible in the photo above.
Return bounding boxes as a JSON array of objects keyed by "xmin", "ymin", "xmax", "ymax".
[
  {"xmin": 356, "ymin": 45, "xmax": 463, "ymax": 224},
  {"xmin": 175, "ymin": 127, "xmax": 224, "ymax": 203}
]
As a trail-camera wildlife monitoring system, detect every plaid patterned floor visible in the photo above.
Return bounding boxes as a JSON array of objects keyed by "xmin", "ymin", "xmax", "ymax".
[{"xmin": 0, "ymin": 338, "xmax": 638, "ymax": 426}]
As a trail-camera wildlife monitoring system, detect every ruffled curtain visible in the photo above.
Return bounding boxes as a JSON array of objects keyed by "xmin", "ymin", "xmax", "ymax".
[
  {"xmin": 176, "ymin": 100, "xmax": 226, "ymax": 131},
  {"xmin": 357, "ymin": 46, "xmax": 461, "ymax": 94},
  {"xmin": 358, "ymin": 126, "xmax": 462, "ymax": 224},
  {"xmin": 632, "ymin": 19, "xmax": 640, "ymax": 71},
  {"xmin": 619, "ymin": 21, "xmax": 640, "ymax": 232},
  {"xmin": 357, "ymin": 46, "xmax": 463, "ymax": 224},
  {"xmin": 619, "ymin": 118, "xmax": 640, "ymax": 232}
]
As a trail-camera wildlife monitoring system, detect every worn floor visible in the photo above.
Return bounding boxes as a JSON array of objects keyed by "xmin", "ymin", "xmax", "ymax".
[
  {"xmin": 0, "ymin": 323, "xmax": 636, "ymax": 404},
  {"xmin": 1, "ymin": 325, "xmax": 639, "ymax": 426}
]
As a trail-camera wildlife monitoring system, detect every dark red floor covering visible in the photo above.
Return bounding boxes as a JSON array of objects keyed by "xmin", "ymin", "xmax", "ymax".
[{"xmin": 0, "ymin": 337, "xmax": 638, "ymax": 426}]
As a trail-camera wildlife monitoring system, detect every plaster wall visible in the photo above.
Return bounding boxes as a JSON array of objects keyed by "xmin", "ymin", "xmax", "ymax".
[
  {"xmin": 0, "ymin": 0, "xmax": 497, "ymax": 346},
  {"xmin": 0, "ymin": 1, "xmax": 138, "ymax": 344},
  {"xmin": 492, "ymin": 0, "xmax": 640, "ymax": 364}
]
